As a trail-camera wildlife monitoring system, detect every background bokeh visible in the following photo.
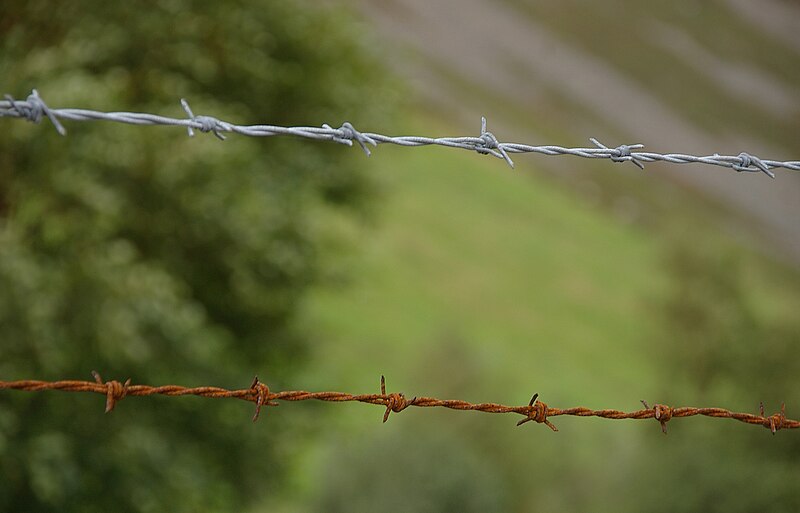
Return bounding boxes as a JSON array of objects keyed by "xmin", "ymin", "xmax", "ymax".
[{"xmin": 1, "ymin": 1, "xmax": 799, "ymax": 512}]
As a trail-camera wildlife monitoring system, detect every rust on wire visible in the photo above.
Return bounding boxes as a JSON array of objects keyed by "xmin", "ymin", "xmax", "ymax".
[
  {"xmin": 516, "ymin": 393, "xmax": 558, "ymax": 431},
  {"xmin": 641, "ymin": 400, "xmax": 673, "ymax": 434},
  {"xmin": 250, "ymin": 376, "xmax": 279, "ymax": 422},
  {"xmin": 0, "ymin": 374, "xmax": 797, "ymax": 435},
  {"xmin": 380, "ymin": 375, "xmax": 416, "ymax": 423},
  {"xmin": 91, "ymin": 371, "xmax": 131, "ymax": 413}
]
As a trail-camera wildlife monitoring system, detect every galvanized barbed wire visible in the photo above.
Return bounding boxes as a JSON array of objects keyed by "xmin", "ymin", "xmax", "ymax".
[
  {"xmin": 1, "ymin": 373, "xmax": 796, "ymax": 435},
  {"xmin": 2, "ymin": 89, "xmax": 799, "ymax": 178}
]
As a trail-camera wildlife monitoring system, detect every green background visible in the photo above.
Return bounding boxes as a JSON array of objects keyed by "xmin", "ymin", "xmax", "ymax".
[{"xmin": 1, "ymin": 1, "xmax": 798, "ymax": 512}]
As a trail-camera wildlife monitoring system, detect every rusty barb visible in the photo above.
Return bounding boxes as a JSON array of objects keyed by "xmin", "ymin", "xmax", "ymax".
[
  {"xmin": 1, "ymin": 373, "xmax": 797, "ymax": 436},
  {"xmin": 380, "ymin": 375, "xmax": 416, "ymax": 423},
  {"xmin": 91, "ymin": 371, "xmax": 130, "ymax": 414},
  {"xmin": 250, "ymin": 376, "xmax": 279, "ymax": 422},
  {"xmin": 516, "ymin": 393, "xmax": 557, "ymax": 432}
]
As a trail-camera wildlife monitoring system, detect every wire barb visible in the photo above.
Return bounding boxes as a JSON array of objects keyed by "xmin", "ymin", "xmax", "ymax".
[
  {"xmin": 250, "ymin": 376, "xmax": 278, "ymax": 422},
  {"xmin": 180, "ymin": 98, "xmax": 229, "ymax": 140},
  {"xmin": 590, "ymin": 137, "xmax": 645, "ymax": 170},
  {"xmin": 477, "ymin": 117, "xmax": 514, "ymax": 168},
  {"xmin": 3, "ymin": 89, "xmax": 66, "ymax": 136},
  {"xmin": 380, "ymin": 375, "xmax": 415, "ymax": 423},
  {"xmin": 324, "ymin": 121, "xmax": 376, "ymax": 156},
  {"xmin": 733, "ymin": 152, "xmax": 775, "ymax": 179},
  {"xmin": 760, "ymin": 402, "xmax": 786, "ymax": 435},
  {"xmin": 516, "ymin": 393, "xmax": 558, "ymax": 431},
  {"xmin": 91, "ymin": 371, "xmax": 130, "ymax": 413},
  {"xmin": 641, "ymin": 400, "xmax": 673, "ymax": 434},
  {"xmin": 1, "ymin": 89, "xmax": 798, "ymax": 176}
]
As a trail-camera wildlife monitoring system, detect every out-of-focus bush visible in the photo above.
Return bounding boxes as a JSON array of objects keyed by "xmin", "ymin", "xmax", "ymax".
[{"xmin": 0, "ymin": 1, "xmax": 396, "ymax": 512}]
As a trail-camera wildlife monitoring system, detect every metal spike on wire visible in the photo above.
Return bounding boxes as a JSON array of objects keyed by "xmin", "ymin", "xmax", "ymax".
[
  {"xmin": 0, "ymin": 374, "xmax": 796, "ymax": 435},
  {"xmin": 1, "ymin": 89, "xmax": 798, "ymax": 177}
]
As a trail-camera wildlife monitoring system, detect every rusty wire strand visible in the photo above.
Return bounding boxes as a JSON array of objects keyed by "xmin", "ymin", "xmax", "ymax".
[
  {"xmin": 0, "ymin": 374, "xmax": 796, "ymax": 435},
  {"xmin": 2, "ymin": 89, "xmax": 799, "ymax": 177}
]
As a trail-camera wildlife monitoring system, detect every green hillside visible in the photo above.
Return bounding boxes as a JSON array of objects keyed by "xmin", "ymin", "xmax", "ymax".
[
  {"xmin": 301, "ymin": 135, "xmax": 664, "ymax": 399},
  {"xmin": 277, "ymin": 115, "xmax": 800, "ymax": 513}
]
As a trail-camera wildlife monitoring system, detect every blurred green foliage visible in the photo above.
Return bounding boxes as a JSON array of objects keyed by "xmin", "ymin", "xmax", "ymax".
[{"xmin": 0, "ymin": 1, "xmax": 395, "ymax": 512}]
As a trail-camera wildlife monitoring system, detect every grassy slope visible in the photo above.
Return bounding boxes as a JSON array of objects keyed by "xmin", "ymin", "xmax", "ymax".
[
  {"xmin": 300, "ymin": 134, "xmax": 665, "ymax": 403},
  {"xmin": 264, "ymin": 112, "xmax": 800, "ymax": 512}
]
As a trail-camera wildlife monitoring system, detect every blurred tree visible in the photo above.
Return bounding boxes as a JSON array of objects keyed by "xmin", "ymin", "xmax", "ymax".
[{"xmin": 0, "ymin": 1, "xmax": 396, "ymax": 512}]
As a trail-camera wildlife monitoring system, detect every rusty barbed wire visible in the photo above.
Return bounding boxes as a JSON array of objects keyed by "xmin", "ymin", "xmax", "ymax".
[
  {"xmin": 0, "ymin": 373, "xmax": 796, "ymax": 435},
  {"xmin": 2, "ymin": 89, "xmax": 799, "ymax": 178}
]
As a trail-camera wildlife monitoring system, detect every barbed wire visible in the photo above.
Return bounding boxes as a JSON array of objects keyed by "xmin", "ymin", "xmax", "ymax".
[
  {"xmin": 0, "ymin": 373, "xmax": 796, "ymax": 435},
  {"xmin": 2, "ymin": 89, "xmax": 799, "ymax": 178}
]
